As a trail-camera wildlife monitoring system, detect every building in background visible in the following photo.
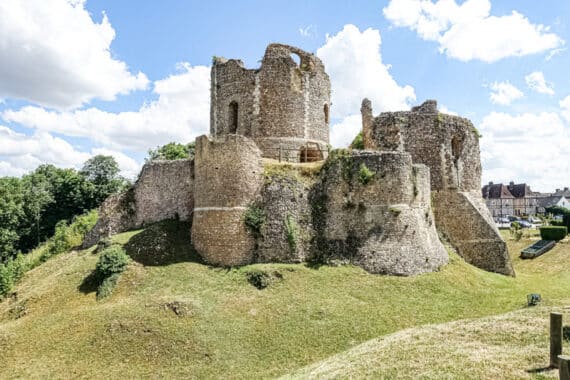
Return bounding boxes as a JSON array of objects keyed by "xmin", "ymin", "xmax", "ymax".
[{"xmin": 480, "ymin": 181, "xmax": 567, "ymax": 218}]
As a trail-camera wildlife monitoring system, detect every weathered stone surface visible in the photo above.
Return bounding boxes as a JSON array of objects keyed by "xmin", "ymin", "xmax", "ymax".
[
  {"xmin": 191, "ymin": 134, "xmax": 263, "ymax": 266},
  {"xmin": 256, "ymin": 170, "xmax": 315, "ymax": 263},
  {"xmin": 433, "ymin": 191, "xmax": 514, "ymax": 275},
  {"xmin": 134, "ymin": 160, "xmax": 194, "ymax": 226},
  {"xmin": 312, "ymin": 150, "xmax": 448, "ymax": 275},
  {"xmin": 211, "ymin": 44, "xmax": 331, "ymax": 162},
  {"xmin": 364, "ymin": 99, "xmax": 514, "ymax": 276},
  {"xmin": 82, "ymin": 159, "xmax": 194, "ymax": 247},
  {"xmin": 82, "ymin": 190, "xmax": 136, "ymax": 248}
]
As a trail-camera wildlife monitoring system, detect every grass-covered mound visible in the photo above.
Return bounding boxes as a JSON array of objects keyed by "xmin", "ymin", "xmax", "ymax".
[{"xmin": 0, "ymin": 223, "xmax": 569, "ymax": 378}]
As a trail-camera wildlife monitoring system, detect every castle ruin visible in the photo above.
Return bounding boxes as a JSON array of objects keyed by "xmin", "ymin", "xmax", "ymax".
[{"xmin": 85, "ymin": 43, "xmax": 514, "ymax": 277}]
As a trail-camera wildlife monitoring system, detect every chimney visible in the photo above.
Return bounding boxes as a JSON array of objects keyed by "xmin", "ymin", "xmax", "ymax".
[
  {"xmin": 509, "ymin": 181, "xmax": 515, "ymax": 186},
  {"xmin": 556, "ymin": 189, "xmax": 561, "ymax": 193},
  {"xmin": 488, "ymin": 181, "xmax": 493, "ymax": 186},
  {"xmin": 565, "ymin": 187, "xmax": 569, "ymax": 192}
]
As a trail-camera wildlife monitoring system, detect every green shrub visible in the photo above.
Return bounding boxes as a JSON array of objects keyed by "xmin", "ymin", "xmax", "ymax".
[
  {"xmin": 96, "ymin": 246, "xmax": 130, "ymax": 278},
  {"xmin": 540, "ymin": 226, "xmax": 568, "ymax": 241},
  {"xmin": 510, "ymin": 222, "xmax": 522, "ymax": 242},
  {"xmin": 244, "ymin": 204, "xmax": 265, "ymax": 236},
  {"xmin": 96, "ymin": 273, "xmax": 120, "ymax": 300},
  {"xmin": 357, "ymin": 163, "xmax": 375, "ymax": 185},
  {"xmin": 284, "ymin": 214, "xmax": 299, "ymax": 253},
  {"xmin": 350, "ymin": 132, "xmax": 364, "ymax": 150},
  {"xmin": 0, "ymin": 263, "xmax": 14, "ymax": 299},
  {"xmin": 95, "ymin": 237, "xmax": 114, "ymax": 253}
]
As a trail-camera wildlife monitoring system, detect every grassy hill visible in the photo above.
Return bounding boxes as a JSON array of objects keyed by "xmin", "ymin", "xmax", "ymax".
[{"xmin": 1, "ymin": 222, "xmax": 569, "ymax": 378}]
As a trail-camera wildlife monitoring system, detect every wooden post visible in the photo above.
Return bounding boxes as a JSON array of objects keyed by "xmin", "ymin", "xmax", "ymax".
[
  {"xmin": 279, "ymin": 145, "xmax": 282, "ymax": 163},
  {"xmin": 559, "ymin": 355, "xmax": 570, "ymax": 380},
  {"xmin": 304, "ymin": 146, "xmax": 308, "ymax": 163},
  {"xmin": 551, "ymin": 312, "xmax": 563, "ymax": 368}
]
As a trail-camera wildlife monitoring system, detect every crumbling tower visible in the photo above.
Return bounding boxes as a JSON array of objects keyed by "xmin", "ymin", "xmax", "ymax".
[
  {"xmin": 210, "ymin": 44, "xmax": 331, "ymax": 162},
  {"xmin": 362, "ymin": 99, "xmax": 514, "ymax": 276}
]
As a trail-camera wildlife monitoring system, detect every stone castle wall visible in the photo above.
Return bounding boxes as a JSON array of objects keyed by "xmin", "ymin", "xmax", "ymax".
[
  {"xmin": 134, "ymin": 160, "xmax": 194, "ymax": 226},
  {"xmin": 210, "ymin": 44, "xmax": 331, "ymax": 162},
  {"xmin": 191, "ymin": 135, "xmax": 263, "ymax": 266},
  {"xmin": 363, "ymin": 100, "xmax": 513, "ymax": 276},
  {"xmin": 312, "ymin": 150, "xmax": 448, "ymax": 275},
  {"xmin": 82, "ymin": 159, "xmax": 194, "ymax": 247}
]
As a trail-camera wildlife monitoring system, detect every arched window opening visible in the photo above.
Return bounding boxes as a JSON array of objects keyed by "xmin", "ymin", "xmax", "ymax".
[
  {"xmin": 228, "ymin": 101, "xmax": 238, "ymax": 134},
  {"xmin": 451, "ymin": 135, "xmax": 463, "ymax": 163},
  {"xmin": 324, "ymin": 104, "xmax": 329, "ymax": 125},
  {"xmin": 290, "ymin": 53, "xmax": 301, "ymax": 67}
]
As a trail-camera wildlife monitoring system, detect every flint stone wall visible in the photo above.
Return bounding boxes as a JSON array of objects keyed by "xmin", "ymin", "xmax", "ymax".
[
  {"xmin": 256, "ymin": 169, "xmax": 315, "ymax": 263},
  {"xmin": 312, "ymin": 150, "xmax": 448, "ymax": 275},
  {"xmin": 191, "ymin": 134, "xmax": 263, "ymax": 266},
  {"xmin": 82, "ymin": 159, "xmax": 194, "ymax": 247},
  {"xmin": 363, "ymin": 99, "xmax": 513, "ymax": 276},
  {"xmin": 433, "ymin": 191, "xmax": 514, "ymax": 275},
  {"xmin": 211, "ymin": 44, "xmax": 330, "ymax": 162}
]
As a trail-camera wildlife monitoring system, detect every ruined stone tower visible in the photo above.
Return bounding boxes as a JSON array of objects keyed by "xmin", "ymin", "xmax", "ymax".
[
  {"xmin": 362, "ymin": 99, "xmax": 514, "ymax": 276},
  {"xmin": 210, "ymin": 43, "xmax": 331, "ymax": 162},
  {"xmin": 86, "ymin": 43, "xmax": 514, "ymax": 278}
]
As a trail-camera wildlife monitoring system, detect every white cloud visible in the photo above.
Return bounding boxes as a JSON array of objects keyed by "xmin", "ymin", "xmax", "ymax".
[
  {"xmin": 2, "ymin": 64, "xmax": 210, "ymax": 152},
  {"xmin": 0, "ymin": 126, "xmax": 141, "ymax": 179},
  {"xmin": 317, "ymin": 24, "xmax": 416, "ymax": 120},
  {"xmin": 0, "ymin": 0, "xmax": 149, "ymax": 110},
  {"xmin": 439, "ymin": 105, "xmax": 457, "ymax": 115},
  {"xmin": 561, "ymin": 96, "xmax": 570, "ymax": 123},
  {"xmin": 525, "ymin": 71, "xmax": 555, "ymax": 95},
  {"xmin": 330, "ymin": 114, "xmax": 361, "ymax": 148},
  {"xmin": 299, "ymin": 25, "xmax": 316, "ymax": 38},
  {"xmin": 478, "ymin": 111, "xmax": 570, "ymax": 192},
  {"xmin": 383, "ymin": 0, "xmax": 564, "ymax": 62},
  {"xmin": 488, "ymin": 81, "xmax": 524, "ymax": 105}
]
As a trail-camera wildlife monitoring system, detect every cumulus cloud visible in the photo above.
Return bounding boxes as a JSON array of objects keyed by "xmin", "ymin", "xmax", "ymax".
[
  {"xmin": 525, "ymin": 71, "xmax": 555, "ymax": 95},
  {"xmin": 561, "ymin": 96, "xmax": 570, "ymax": 123},
  {"xmin": 317, "ymin": 24, "xmax": 415, "ymax": 119},
  {"xmin": 316, "ymin": 25, "xmax": 415, "ymax": 147},
  {"xmin": 0, "ymin": 126, "xmax": 141, "ymax": 179},
  {"xmin": 2, "ymin": 64, "xmax": 210, "ymax": 152},
  {"xmin": 0, "ymin": 0, "xmax": 149, "ymax": 110},
  {"xmin": 383, "ymin": 0, "xmax": 564, "ymax": 62},
  {"xmin": 488, "ymin": 81, "xmax": 524, "ymax": 105},
  {"xmin": 478, "ymin": 111, "xmax": 570, "ymax": 192}
]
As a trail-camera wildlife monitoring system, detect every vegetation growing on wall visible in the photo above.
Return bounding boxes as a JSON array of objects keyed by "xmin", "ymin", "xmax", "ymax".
[
  {"xmin": 357, "ymin": 163, "xmax": 375, "ymax": 185},
  {"xmin": 350, "ymin": 132, "xmax": 364, "ymax": 150},
  {"xmin": 284, "ymin": 214, "xmax": 299, "ymax": 253},
  {"xmin": 244, "ymin": 203, "xmax": 265, "ymax": 236}
]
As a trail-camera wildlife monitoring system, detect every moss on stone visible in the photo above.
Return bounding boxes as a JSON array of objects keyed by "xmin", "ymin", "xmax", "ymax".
[
  {"xmin": 358, "ymin": 163, "xmax": 375, "ymax": 185},
  {"xmin": 284, "ymin": 214, "xmax": 299, "ymax": 254}
]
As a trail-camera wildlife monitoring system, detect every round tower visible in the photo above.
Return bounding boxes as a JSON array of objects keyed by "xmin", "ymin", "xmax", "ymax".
[{"xmin": 210, "ymin": 44, "xmax": 331, "ymax": 162}]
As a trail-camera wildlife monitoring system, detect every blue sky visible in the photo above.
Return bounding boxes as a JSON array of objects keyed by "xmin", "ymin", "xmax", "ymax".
[{"xmin": 0, "ymin": 0, "xmax": 569, "ymax": 191}]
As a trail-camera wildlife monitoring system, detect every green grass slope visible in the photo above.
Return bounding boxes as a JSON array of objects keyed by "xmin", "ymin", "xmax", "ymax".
[{"xmin": 0, "ymin": 223, "xmax": 569, "ymax": 378}]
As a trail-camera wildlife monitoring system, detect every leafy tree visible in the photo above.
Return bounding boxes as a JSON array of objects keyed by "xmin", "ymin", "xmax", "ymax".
[
  {"xmin": 0, "ymin": 178, "xmax": 24, "ymax": 261},
  {"xmin": 350, "ymin": 132, "xmax": 364, "ymax": 150},
  {"xmin": 80, "ymin": 155, "xmax": 126, "ymax": 206},
  {"xmin": 147, "ymin": 142, "xmax": 195, "ymax": 161}
]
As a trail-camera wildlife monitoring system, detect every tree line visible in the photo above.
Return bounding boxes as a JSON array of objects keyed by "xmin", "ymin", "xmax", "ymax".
[{"xmin": 0, "ymin": 155, "xmax": 128, "ymax": 261}]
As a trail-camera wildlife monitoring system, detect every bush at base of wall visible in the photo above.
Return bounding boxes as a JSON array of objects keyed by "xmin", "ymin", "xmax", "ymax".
[{"xmin": 539, "ymin": 226, "xmax": 568, "ymax": 241}]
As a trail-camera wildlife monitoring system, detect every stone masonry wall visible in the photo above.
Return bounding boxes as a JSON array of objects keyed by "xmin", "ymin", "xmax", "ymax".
[
  {"xmin": 210, "ymin": 58, "xmax": 257, "ymax": 138},
  {"xmin": 312, "ymin": 150, "xmax": 448, "ymax": 275},
  {"xmin": 133, "ymin": 160, "xmax": 194, "ymax": 226},
  {"xmin": 210, "ymin": 44, "xmax": 330, "ymax": 162},
  {"xmin": 82, "ymin": 159, "xmax": 194, "ymax": 247},
  {"xmin": 256, "ymin": 166, "xmax": 316, "ymax": 263},
  {"xmin": 191, "ymin": 134, "xmax": 263, "ymax": 266},
  {"xmin": 363, "ymin": 100, "xmax": 514, "ymax": 276}
]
